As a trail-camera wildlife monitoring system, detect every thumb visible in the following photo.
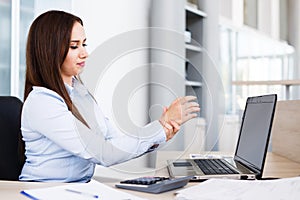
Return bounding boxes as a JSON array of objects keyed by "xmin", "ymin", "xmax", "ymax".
[{"xmin": 163, "ymin": 106, "xmax": 168, "ymax": 114}]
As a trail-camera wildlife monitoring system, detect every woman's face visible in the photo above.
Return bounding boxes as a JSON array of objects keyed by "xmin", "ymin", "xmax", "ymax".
[{"xmin": 61, "ymin": 21, "xmax": 88, "ymax": 85}]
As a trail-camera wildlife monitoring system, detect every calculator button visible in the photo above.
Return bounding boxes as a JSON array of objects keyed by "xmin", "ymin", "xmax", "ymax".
[{"xmin": 120, "ymin": 177, "xmax": 169, "ymax": 185}]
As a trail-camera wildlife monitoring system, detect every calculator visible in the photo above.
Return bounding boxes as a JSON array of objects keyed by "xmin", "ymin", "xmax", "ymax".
[{"xmin": 115, "ymin": 176, "xmax": 192, "ymax": 194}]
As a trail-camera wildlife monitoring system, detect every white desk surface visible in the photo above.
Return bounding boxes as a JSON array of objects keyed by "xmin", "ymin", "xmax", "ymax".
[{"xmin": 1, "ymin": 151, "xmax": 300, "ymax": 200}]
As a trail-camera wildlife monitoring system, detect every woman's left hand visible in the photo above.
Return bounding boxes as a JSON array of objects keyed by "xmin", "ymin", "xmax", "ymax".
[{"xmin": 161, "ymin": 96, "xmax": 200, "ymax": 126}]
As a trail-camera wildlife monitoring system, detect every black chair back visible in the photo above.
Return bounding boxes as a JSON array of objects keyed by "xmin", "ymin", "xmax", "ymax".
[{"xmin": 0, "ymin": 96, "xmax": 25, "ymax": 180}]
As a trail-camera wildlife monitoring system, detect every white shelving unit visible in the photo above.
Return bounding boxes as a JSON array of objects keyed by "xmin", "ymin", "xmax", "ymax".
[
  {"xmin": 185, "ymin": 80, "xmax": 203, "ymax": 87},
  {"xmin": 150, "ymin": 0, "xmax": 224, "ymax": 154},
  {"xmin": 185, "ymin": 5, "xmax": 207, "ymax": 17},
  {"xmin": 149, "ymin": 0, "xmax": 211, "ymax": 153},
  {"xmin": 183, "ymin": 2, "xmax": 207, "ymax": 153},
  {"xmin": 184, "ymin": 3, "xmax": 207, "ymax": 115},
  {"xmin": 185, "ymin": 43, "xmax": 203, "ymax": 52}
]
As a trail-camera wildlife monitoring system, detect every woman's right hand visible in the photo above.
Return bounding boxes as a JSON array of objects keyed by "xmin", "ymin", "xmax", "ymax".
[{"xmin": 159, "ymin": 107, "xmax": 181, "ymax": 141}]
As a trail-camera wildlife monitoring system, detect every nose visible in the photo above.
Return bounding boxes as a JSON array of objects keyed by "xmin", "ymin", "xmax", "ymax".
[{"xmin": 80, "ymin": 47, "xmax": 88, "ymax": 59}]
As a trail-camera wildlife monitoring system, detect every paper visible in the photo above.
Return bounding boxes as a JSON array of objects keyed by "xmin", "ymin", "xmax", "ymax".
[
  {"xmin": 21, "ymin": 179, "xmax": 147, "ymax": 200},
  {"xmin": 175, "ymin": 177, "xmax": 300, "ymax": 200}
]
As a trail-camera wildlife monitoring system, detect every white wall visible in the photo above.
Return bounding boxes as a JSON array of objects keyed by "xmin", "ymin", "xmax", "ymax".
[
  {"xmin": 71, "ymin": 0, "xmax": 151, "ymax": 127},
  {"xmin": 220, "ymin": 0, "xmax": 280, "ymax": 39},
  {"xmin": 257, "ymin": 0, "xmax": 280, "ymax": 39},
  {"xmin": 220, "ymin": 0, "xmax": 243, "ymax": 27},
  {"xmin": 34, "ymin": 0, "xmax": 72, "ymax": 17}
]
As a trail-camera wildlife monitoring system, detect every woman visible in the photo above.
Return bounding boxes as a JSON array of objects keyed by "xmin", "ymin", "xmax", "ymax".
[{"xmin": 19, "ymin": 10, "xmax": 200, "ymax": 182}]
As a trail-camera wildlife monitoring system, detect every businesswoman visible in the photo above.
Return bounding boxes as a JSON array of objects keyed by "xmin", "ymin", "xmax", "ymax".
[{"xmin": 19, "ymin": 10, "xmax": 200, "ymax": 182}]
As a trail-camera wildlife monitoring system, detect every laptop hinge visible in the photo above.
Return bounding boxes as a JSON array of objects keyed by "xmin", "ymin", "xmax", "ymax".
[{"xmin": 234, "ymin": 156, "xmax": 261, "ymax": 174}]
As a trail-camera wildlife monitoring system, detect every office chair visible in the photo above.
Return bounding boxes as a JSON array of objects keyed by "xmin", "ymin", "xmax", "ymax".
[{"xmin": 0, "ymin": 96, "xmax": 25, "ymax": 180}]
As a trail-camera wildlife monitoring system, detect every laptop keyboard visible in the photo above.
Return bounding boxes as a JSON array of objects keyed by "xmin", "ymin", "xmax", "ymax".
[{"xmin": 194, "ymin": 159, "xmax": 239, "ymax": 175}]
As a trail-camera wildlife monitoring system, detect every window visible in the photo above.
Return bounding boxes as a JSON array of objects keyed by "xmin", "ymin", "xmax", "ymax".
[
  {"xmin": 19, "ymin": 0, "xmax": 34, "ymax": 98},
  {"xmin": 0, "ymin": 1, "xmax": 73, "ymax": 99},
  {"xmin": 0, "ymin": 0, "xmax": 12, "ymax": 95},
  {"xmin": 219, "ymin": 23, "xmax": 295, "ymax": 114}
]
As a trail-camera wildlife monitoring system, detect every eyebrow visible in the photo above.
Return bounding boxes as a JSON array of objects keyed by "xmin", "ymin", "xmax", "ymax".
[{"xmin": 70, "ymin": 38, "xmax": 87, "ymax": 43}]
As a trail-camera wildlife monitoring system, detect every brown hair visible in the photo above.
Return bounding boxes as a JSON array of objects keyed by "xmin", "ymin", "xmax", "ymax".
[{"xmin": 24, "ymin": 10, "xmax": 89, "ymax": 127}]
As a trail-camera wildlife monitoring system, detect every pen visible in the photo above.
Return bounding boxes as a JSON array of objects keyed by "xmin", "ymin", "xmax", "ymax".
[{"xmin": 65, "ymin": 188, "xmax": 99, "ymax": 199}]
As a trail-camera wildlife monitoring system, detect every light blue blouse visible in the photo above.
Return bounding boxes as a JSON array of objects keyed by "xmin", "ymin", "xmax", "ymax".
[{"xmin": 19, "ymin": 81, "xmax": 166, "ymax": 182}]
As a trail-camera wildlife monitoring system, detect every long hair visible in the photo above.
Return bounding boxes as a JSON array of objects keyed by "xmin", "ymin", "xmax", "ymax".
[{"xmin": 24, "ymin": 10, "xmax": 89, "ymax": 127}]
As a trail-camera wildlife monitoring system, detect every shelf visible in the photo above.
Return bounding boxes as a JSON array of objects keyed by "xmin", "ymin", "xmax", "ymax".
[
  {"xmin": 185, "ymin": 5, "xmax": 207, "ymax": 18},
  {"xmin": 185, "ymin": 80, "xmax": 202, "ymax": 87},
  {"xmin": 185, "ymin": 43, "xmax": 202, "ymax": 52}
]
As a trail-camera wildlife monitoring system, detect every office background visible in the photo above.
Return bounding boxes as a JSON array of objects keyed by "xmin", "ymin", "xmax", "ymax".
[{"xmin": 1, "ymin": 0, "xmax": 299, "ymax": 168}]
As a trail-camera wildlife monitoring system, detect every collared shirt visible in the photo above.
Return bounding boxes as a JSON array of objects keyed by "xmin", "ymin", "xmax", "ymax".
[{"xmin": 19, "ymin": 81, "xmax": 166, "ymax": 182}]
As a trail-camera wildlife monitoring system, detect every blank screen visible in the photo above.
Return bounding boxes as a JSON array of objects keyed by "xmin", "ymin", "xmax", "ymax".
[{"xmin": 235, "ymin": 97, "xmax": 275, "ymax": 170}]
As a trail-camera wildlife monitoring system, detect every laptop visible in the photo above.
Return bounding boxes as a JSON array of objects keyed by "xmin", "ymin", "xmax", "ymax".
[{"xmin": 167, "ymin": 94, "xmax": 277, "ymax": 181}]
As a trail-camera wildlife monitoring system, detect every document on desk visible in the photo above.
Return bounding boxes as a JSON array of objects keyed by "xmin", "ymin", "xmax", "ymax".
[
  {"xmin": 175, "ymin": 177, "xmax": 300, "ymax": 200},
  {"xmin": 21, "ymin": 179, "xmax": 147, "ymax": 200}
]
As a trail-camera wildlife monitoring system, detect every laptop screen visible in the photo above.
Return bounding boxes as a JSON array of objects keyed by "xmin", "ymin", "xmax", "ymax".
[{"xmin": 234, "ymin": 94, "xmax": 277, "ymax": 174}]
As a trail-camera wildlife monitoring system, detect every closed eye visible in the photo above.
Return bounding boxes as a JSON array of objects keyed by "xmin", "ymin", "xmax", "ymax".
[
  {"xmin": 70, "ymin": 46, "xmax": 78, "ymax": 49},
  {"xmin": 70, "ymin": 43, "xmax": 87, "ymax": 49}
]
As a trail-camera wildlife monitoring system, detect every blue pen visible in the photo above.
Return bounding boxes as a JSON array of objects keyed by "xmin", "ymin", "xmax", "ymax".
[
  {"xmin": 65, "ymin": 188, "xmax": 99, "ymax": 199},
  {"xmin": 20, "ymin": 191, "xmax": 40, "ymax": 200}
]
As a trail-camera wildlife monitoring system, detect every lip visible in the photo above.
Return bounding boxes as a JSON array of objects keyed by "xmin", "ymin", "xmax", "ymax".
[{"xmin": 77, "ymin": 61, "xmax": 85, "ymax": 67}]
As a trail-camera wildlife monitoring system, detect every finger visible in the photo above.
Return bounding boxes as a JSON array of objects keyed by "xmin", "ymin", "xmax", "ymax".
[
  {"xmin": 164, "ymin": 121, "xmax": 173, "ymax": 129},
  {"xmin": 164, "ymin": 128, "xmax": 172, "ymax": 141},
  {"xmin": 182, "ymin": 96, "xmax": 197, "ymax": 104},
  {"xmin": 170, "ymin": 120, "xmax": 180, "ymax": 131},
  {"xmin": 163, "ymin": 106, "xmax": 167, "ymax": 114},
  {"xmin": 174, "ymin": 126, "xmax": 180, "ymax": 133},
  {"xmin": 183, "ymin": 102, "xmax": 199, "ymax": 111},
  {"xmin": 184, "ymin": 107, "xmax": 201, "ymax": 115},
  {"xmin": 185, "ymin": 101, "xmax": 200, "ymax": 108},
  {"xmin": 182, "ymin": 113, "xmax": 198, "ymax": 124},
  {"xmin": 173, "ymin": 96, "xmax": 197, "ymax": 107},
  {"xmin": 166, "ymin": 127, "xmax": 175, "ymax": 141}
]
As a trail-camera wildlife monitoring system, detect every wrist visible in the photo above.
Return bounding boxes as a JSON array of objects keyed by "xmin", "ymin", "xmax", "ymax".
[
  {"xmin": 159, "ymin": 118, "xmax": 165, "ymax": 127},
  {"xmin": 159, "ymin": 120, "xmax": 173, "ymax": 141}
]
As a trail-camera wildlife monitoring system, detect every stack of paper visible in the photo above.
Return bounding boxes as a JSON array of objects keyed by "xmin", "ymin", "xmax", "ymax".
[
  {"xmin": 175, "ymin": 177, "xmax": 300, "ymax": 200},
  {"xmin": 21, "ymin": 179, "xmax": 146, "ymax": 200}
]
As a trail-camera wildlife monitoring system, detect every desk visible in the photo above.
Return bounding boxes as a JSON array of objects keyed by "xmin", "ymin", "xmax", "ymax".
[{"xmin": 1, "ymin": 152, "xmax": 300, "ymax": 200}]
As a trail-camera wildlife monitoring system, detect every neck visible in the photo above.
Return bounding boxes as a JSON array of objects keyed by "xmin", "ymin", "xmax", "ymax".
[{"xmin": 62, "ymin": 76, "xmax": 73, "ymax": 86}]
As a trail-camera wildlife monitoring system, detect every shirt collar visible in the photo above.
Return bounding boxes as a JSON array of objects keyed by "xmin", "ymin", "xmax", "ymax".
[
  {"xmin": 68, "ymin": 77, "xmax": 90, "ymax": 97},
  {"xmin": 64, "ymin": 77, "xmax": 75, "ymax": 95}
]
